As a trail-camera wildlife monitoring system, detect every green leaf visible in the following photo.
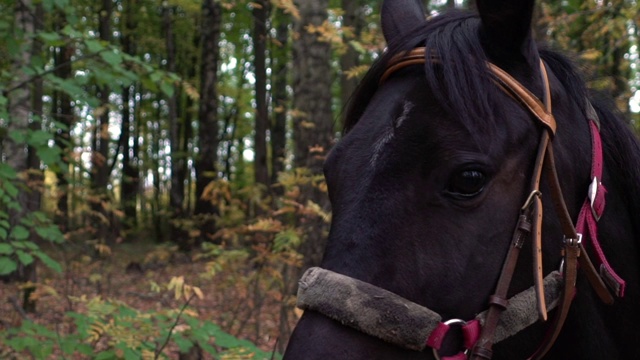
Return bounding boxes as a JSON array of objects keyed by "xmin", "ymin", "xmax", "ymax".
[
  {"xmin": 27, "ymin": 130, "xmax": 53, "ymax": 147},
  {"xmin": 11, "ymin": 225, "xmax": 30, "ymax": 241},
  {"xmin": 85, "ymin": 39, "xmax": 105, "ymax": 53},
  {"xmin": 37, "ymin": 146, "xmax": 62, "ymax": 167},
  {"xmin": 94, "ymin": 349, "xmax": 117, "ymax": 360},
  {"xmin": 59, "ymin": 338, "xmax": 77, "ymax": 355},
  {"xmin": 123, "ymin": 348, "xmax": 140, "ymax": 360},
  {"xmin": 0, "ymin": 243, "xmax": 12, "ymax": 254},
  {"xmin": 3, "ymin": 181, "xmax": 19, "ymax": 198},
  {"xmin": 8, "ymin": 129, "xmax": 27, "ymax": 144},
  {"xmin": 160, "ymin": 82, "xmax": 175, "ymax": 97},
  {"xmin": 174, "ymin": 333, "xmax": 194, "ymax": 353},
  {"xmin": 16, "ymin": 250, "xmax": 34, "ymax": 265},
  {"xmin": 11, "ymin": 241, "xmax": 26, "ymax": 249},
  {"xmin": 100, "ymin": 51, "xmax": 123, "ymax": 66},
  {"xmin": 199, "ymin": 342, "xmax": 218, "ymax": 356},
  {"xmin": 32, "ymin": 343, "xmax": 53, "ymax": 358},
  {"xmin": 22, "ymin": 241, "xmax": 39, "ymax": 250},
  {"xmin": 38, "ymin": 32, "xmax": 65, "ymax": 46},
  {"xmin": 35, "ymin": 225, "xmax": 65, "ymax": 243},
  {"xmin": 48, "ymin": 76, "xmax": 86, "ymax": 99},
  {"xmin": 0, "ymin": 19, "xmax": 10, "ymax": 32},
  {"xmin": 0, "ymin": 257, "xmax": 18, "ymax": 275},
  {"xmin": 210, "ymin": 329, "xmax": 241, "ymax": 349},
  {"xmin": 34, "ymin": 252, "xmax": 62, "ymax": 273}
]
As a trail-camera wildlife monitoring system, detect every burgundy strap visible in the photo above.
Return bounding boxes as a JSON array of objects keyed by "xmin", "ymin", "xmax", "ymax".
[
  {"xmin": 575, "ymin": 120, "xmax": 625, "ymax": 297},
  {"xmin": 429, "ymin": 320, "xmax": 481, "ymax": 360}
]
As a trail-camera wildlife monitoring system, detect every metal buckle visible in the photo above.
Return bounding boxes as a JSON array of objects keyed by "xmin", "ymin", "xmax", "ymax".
[
  {"xmin": 521, "ymin": 190, "xmax": 542, "ymax": 211},
  {"xmin": 563, "ymin": 233, "xmax": 582, "ymax": 247},
  {"xmin": 587, "ymin": 177, "xmax": 602, "ymax": 221},
  {"xmin": 432, "ymin": 319, "xmax": 469, "ymax": 360}
]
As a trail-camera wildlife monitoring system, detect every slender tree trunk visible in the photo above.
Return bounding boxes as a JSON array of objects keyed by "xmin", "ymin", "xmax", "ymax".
[
  {"xmin": 292, "ymin": 0, "xmax": 333, "ymax": 273},
  {"xmin": 194, "ymin": 0, "xmax": 222, "ymax": 247},
  {"xmin": 253, "ymin": 0, "xmax": 270, "ymax": 188},
  {"xmin": 52, "ymin": 11, "xmax": 73, "ymax": 231},
  {"xmin": 270, "ymin": 8, "xmax": 289, "ymax": 189},
  {"xmin": 340, "ymin": 0, "xmax": 365, "ymax": 115},
  {"xmin": 121, "ymin": 0, "xmax": 138, "ymax": 230},
  {"xmin": 164, "ymin": 4, "xmax": 188, "ymax": 245},
  {"xmin": 152, "ymin": 103, "xmax": 164, "ymax": 242},
  {"xmin": 92, "ymin": 0, "xmax": 114, "ymax": 244},
  {"xmin": 4, "ymin": 0, "xmax": 34, "ymax": 308},
  {"xmin": 183, "ymin": 32, "xmax": 199, "ymax": 214},
  {"xmin": 20, "ymin": 0, "xmax": 45, "ymax": 313}
]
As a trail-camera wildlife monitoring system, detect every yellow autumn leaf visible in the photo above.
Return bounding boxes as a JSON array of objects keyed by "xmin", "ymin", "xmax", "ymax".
[
  {"xmin": 193, "ymin": 286, "xmax": 204, "ymax": 300},
  {"xmin": 580, "ymin": 49, "xmax": 602, "ymax": 61}
]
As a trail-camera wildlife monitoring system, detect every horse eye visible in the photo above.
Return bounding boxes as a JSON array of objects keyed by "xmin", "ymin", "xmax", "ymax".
[{"xmin": 447, "ymin": 170, "xmax": 486, "ymax": 198}]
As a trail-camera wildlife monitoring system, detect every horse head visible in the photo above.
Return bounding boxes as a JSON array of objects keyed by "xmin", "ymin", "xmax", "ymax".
[{"xmin": 285, "ymin": 0, "xmax": 640, "ymax": 358}]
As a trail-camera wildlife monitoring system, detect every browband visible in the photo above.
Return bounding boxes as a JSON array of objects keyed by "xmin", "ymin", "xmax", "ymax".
[{"xmin": 379, "ymin": 47, "xmax": 557, "ymax": 134}]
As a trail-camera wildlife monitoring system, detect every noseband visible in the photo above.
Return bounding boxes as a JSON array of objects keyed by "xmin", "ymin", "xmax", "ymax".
[{"xmin": 296, "ymin": 47, "xmax": 625, "ymax": 360}]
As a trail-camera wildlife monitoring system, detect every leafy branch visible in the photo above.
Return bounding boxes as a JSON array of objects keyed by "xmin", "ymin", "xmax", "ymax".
[{"xmin": 154, "ymin": 294, "xmax": 195, "ymax": 359}]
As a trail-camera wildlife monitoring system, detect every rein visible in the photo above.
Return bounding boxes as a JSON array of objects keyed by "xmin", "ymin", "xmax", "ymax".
[{"xmin": 296, "ymin": 47, "xmax": 624, "ymax": 359}]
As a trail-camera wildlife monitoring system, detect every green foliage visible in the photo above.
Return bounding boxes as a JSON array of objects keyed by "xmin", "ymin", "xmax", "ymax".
[
  {"xmin": 0, "ymin": 297, "xmax": 280, "ymax": 359},
  {"xmin": 539, "ymin": 0, "xmax": 639, "ymax": 114},
  {"xmin": 0, "ymin": 163, "xmax": 64, "ymax": 275}
]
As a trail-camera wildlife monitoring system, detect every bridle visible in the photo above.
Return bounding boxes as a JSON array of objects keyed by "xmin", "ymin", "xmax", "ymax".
[{"xmin": 296, "ymin": 47, "xmax": 625, "ymax": 359}]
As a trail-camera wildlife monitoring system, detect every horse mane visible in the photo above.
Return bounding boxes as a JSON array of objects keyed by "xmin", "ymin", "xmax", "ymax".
[
  {"xmin": 343, "ymin": 10, "xmax": 500, "ymax": 134},
  {"xmin": 343, "ymin": 9, "xmax": 640, "ymax": 218}
]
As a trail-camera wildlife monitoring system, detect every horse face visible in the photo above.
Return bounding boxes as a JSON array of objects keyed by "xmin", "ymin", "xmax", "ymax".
[
  {"xmin": 300, "ymin": 65, "xmax": 542, "ymax": 357},
  {"xmin": 284, "ymin": 0, "xmax": 592, "ymax": 358}
]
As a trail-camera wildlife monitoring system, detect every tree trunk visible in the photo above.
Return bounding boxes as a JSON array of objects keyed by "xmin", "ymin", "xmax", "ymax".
[
  {"xmin": 152, "ymin": 103, "xmax": 164, "ymax": 242},
  {"xmin": 20, "ymin": 0, "xmax": 46, "ymax": 314},
  {"xmin": 292, "ymin": 0, "xmax": 333, "ymax": 270},
  {"xmin": 253, "ymin": 0, "xmax": 271, "ymax": 188},
  {"xmin": 4, "ymin": 0, "xmax": 35, "ymax": 310},
  {"xmin": 121, "ymin": 0, "xmax": 138, "ymax": 230},
  {"xmin": 164, "ymin": 4, "xmax": 188, "ymax": 245},
  {"xmin": 270, "ymin": 7, "xmax": 289, "ymax": 189},
  {"xmin": 340, "ymin": 0, "xmax": 365, "ymax": 115},
  {"xmin": 53, "ymin": 16, "xmax": 73, "ymax": 231},
  {"xmin": 92, "ymin": 0, "xmax": 114, "ymax": 244},
  {"xmin": 194, "ymin": 0, "xmax": 222, "ymax": 247}
]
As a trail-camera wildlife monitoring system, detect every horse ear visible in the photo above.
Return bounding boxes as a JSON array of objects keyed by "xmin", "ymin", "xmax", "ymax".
[
  {"xmin": 381, "ymin": 0, "xmax": 426, "ymax": 44},
  {"xmin": 476, "ymin": 0, "xmax": 535, "ymax": 54}
]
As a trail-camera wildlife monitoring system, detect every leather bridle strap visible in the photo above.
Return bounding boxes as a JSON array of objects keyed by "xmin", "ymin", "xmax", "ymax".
[{"xmin": 469, "ymin": 61, "xmax": 555, "ymax": 360}]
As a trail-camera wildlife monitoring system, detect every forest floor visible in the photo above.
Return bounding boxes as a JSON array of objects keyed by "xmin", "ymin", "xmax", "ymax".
[{"xmin": 0, "ymin": 240, "xmax": 299, "ymax": 359}]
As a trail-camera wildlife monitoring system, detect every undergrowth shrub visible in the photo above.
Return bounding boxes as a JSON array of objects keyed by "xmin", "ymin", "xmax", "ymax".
[{"xmin": 0, "ymin": 293, "xmax": 281, "ymax": 359}]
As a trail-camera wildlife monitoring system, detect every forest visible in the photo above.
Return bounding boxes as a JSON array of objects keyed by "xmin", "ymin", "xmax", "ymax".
[{"xmin": 0, "ymin": 0, "xmax": 638, "ymax": 358}]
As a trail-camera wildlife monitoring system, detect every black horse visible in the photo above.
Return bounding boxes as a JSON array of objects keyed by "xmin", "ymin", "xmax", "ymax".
[{"xmin": 284, "ymin": 0, "xmax": 640, "ymax": 359}]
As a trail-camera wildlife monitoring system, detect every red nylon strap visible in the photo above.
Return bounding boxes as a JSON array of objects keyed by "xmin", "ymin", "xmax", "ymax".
[
  {"xmin": 575, "ymin": 120, "xmax": 626, "ymax": 296},
  {"xmin": 427, "ymin": 320, "xmax": 481, "ymax": 358},
  {"xmin": 426, "ymin": 322, "xmax": 450, "ymax": 350},
  {"xmin": 463, "ymin": 320, "xmax": 481, "ymax": 349}
]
